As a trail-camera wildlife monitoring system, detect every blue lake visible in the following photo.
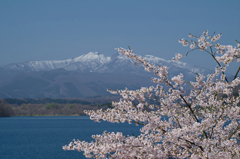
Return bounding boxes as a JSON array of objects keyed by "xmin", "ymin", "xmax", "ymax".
[{"xmin": 0, "ymin": 116, "xmax": 142, "ymax": 159}]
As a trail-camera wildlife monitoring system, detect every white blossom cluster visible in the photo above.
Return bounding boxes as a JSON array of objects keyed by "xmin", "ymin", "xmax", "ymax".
[{"xmin": 63, "ymin": 31, "xmax": 240, "ymax": 159}]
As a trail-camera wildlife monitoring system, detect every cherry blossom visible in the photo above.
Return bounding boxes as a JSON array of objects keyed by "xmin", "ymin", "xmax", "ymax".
[{"xmin": 63, "ymin": 31, "xmax": 240, "ymax": 159}]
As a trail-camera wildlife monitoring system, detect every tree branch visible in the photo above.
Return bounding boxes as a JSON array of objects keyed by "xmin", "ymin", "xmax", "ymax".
[{"xmin": 234, "ymin": 66, "xmax": 240, "ymax": 80}]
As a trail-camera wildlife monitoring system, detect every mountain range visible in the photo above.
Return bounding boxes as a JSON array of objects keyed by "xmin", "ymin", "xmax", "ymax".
[{"xmin": 0, "ymin": 52, "xmax": 215, "ymax": 98}]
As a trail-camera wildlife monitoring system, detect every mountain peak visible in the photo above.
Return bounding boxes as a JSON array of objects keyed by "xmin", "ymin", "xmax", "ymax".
[
  {"xmin": 72, "ymin": 52, "xmax": 110, "ymax": 63},
  {"xmin": 88, "ymin": 52, "xmax": 100, "ymax": 55}
]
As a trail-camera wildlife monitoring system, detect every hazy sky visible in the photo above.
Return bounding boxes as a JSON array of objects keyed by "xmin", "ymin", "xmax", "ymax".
[{"xmin": 0, "ymin": 0, "xmax": 239, "ymax": 75}]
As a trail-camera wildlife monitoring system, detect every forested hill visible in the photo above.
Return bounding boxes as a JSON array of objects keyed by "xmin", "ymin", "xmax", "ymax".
[
  {"xmin": 0, "ymin": 96, "xmax": 121, "ymax": 117},
  {"xmin": 3, "ymin": 98, "xmax": 91, "ymax": 105}
]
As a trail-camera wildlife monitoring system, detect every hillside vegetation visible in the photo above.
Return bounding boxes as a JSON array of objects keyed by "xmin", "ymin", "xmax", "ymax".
[
  {"xmin": 0, "ymin": 87, "xmax": 239, "ymax": 117},
  {"xmin": 0, "ymin": 96, "xmax": 120, "ymax": 117}
]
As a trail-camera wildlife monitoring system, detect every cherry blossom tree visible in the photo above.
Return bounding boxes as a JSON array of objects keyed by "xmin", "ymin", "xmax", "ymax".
[{"xmin": 63, "ymin": 31, "xmax": 240, "ymax": 159}]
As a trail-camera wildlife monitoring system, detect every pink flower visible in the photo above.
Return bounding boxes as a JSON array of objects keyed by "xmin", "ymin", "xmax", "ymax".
[{"xmin": 64, "ymin": 31, "xmax": 240, "ymax": 158}]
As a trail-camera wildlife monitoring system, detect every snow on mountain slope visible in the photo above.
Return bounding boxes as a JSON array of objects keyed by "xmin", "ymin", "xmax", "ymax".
[
  {"xmin": 97, "ymin": 53, "xmax": 139, "ymax": 74},
  {"xmin": 3, "ymin": 59, "xmax": 71, "ymax": 71},
  {"xmin": 72, "ymin": 52, "xmax": 110, "ymax": 64},
  {"xmin": 1, "ymin": 51, "xmax": 212, "ymax": 77},
  {"xmin": 144, "ymin": 55, "xmax": 208, "ymax": 75},
  {"xmin": 64, "ymin": 52, "xmax": 111, "ymax": 71},
  {"xmin": 2, "ymin": 52, "xmax": 110, "ymax": 72}
]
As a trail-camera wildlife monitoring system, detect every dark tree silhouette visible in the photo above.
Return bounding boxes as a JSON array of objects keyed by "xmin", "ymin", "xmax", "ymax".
[{"xmin": 0, "ymin": 99, "xmax": 14, "ymax": 117}]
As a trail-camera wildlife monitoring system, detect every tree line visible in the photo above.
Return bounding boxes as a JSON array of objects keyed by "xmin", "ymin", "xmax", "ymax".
[
  {"xmin": 0, "ymin": 97, "xmax": 117, "ymax": 117},
  {"xmin": 4, "ymin": 98, "xmax": 92, "ymax": 105}
]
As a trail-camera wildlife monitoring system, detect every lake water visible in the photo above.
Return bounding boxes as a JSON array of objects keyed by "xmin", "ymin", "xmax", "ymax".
[{"xmin": 0, "ymin": 116, "xmax": 142, "ymax": 159}]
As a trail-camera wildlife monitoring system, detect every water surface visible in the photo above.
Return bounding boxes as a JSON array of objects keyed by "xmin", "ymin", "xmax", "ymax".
[{"xmin": 0, "ymin": 116, "xmax": 141, "ymax": 159}]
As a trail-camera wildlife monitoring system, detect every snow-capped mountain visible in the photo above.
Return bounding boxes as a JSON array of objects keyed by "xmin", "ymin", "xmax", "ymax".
[
  {"xmin": 0, "ymin": 52, "xmax": 215, "ymax": 98},
  {"xmin": 2, "ymin": 52, "xmax": 111, "ymax": 72},
  {"xmin": 64, "ymin": 52, "xmax": 111, "ymax": 72},
  {"xmin": 1, "ymin": 52, "xmax": 211, "ymax": 76}
]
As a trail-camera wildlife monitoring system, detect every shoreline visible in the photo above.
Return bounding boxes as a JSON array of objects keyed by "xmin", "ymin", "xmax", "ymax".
[{"xmin": 2, "ymin": 114, "xmax": 88, "ymax": 117}]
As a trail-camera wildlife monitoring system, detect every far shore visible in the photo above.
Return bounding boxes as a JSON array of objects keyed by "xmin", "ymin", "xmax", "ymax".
[{"xmin": 8, "ymin": 114, "xmax": 88, "ymax": 117}]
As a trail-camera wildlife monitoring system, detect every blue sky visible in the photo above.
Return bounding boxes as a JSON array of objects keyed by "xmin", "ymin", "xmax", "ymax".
[{"xmin": 0, "ymin": 0, "xmax": 239, "ymax": 75}]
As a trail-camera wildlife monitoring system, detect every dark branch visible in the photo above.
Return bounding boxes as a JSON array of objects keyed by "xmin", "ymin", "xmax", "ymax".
[{"xmin": 234, "ymin": 66, "xmax": 240, "ymax": 80}]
